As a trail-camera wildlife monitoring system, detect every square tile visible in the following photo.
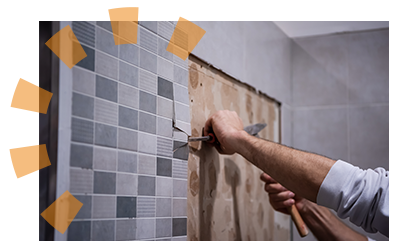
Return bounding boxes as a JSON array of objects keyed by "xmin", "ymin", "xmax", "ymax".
[
  {"xmin": 94, "ymin": 99, "xmax": 118, "ymax": 125},
  {"xmin": 173, "ymin": 55, "xmax": 188, "ymax": 69},
  {"xmin": 158, "ymin": 57, "xmax": 174, "ymax": 81},
  {"xmin": 92, "ymin": 220, "xmax": 115, "ymax": 241},
  {"xmin": 156, "ymin": 197, "xmax": 171, "ymax": 217},
  {"xmin": 70, "ymin": 144, "xmax": 93, "ymax": 169},
  {"xmin": 71, "ymin": 117, "xmax": 94, "ymax": 144},
  {"xmin": 156, "ymin": 177, "xmax": 172, "ymax": 197},
  {"xmin": 174, "ymin": 120, "xmax": 191, "ymax": 135},
  {"xmin": 119, "ymin": 43, "xmax": 139, "ymax": 66},
  {"xmin": 119, "ymin": 106, "xmax": 138, "ymax": 130},
  {"xmin": 174, "ymin": 65, "xmax": 188, "ymax": 87},
  {"xmin": 173, "ymin": 83, "xmax": 189, "ymax": 105},
  {"xmin": 116, "ymin": 173, "xmax": 138, "ymax": 196},
  {"xmin": 96, "ymin": 75, "xmax": 118, "ymax": 102},
  {"xmin": 138, "ymin": 175, "xmax": 156, "ymax": 196},
  {"xmin": 157, "ymin": 137, "xmax": 173, "ymax": 158},
  {"xmin": 67, "ymin": 221, "xmax": 91, "ymax": 241},
  {"xmin": 95, "ymin": 123, "xmax": 117, "ymax": 148},
  {"xmin": 175, "ymin": 102, "xmax": 190, "ymax": 123},
  {"xmin": 139, "ymin": 69, "xmax": 157, "ymax": 94},
  {"xmin": 70, "ymin": 168, "xmax": 93, "ymax": 194},
  {"xmin": 118, "ymin": 128, "xmax": 138, "ymax": 151},
  {"xmin": 137, "ymin": 197, "xmax": 156, "ymax": 217},
  {"xmin": 116, "ymin": 219, "xmax": 136, "ymax": 241},
  {"xmin": 94, "ymin": 171, "xmax": 116, "ymax": 194},
  {"xmin": 139, "ymin": 48, "xmax": 157, "ymax": 74},
  {"xmin": 156, "ymin": 157, "xmax": 172, "ymax": 177},
  {"xmin": 173, "ymin": 198, "xmax": 187, "ymax": 217},
  {"xmin": 97, "ymin": 21, "xmax": 113, "ymax": 32},
  {"xmin": 157, "ymin": 97, "xmax": 173, "ymax": 119},
  {"xmin": 93, "ymin": 147, "xmax": 117, "ymax": 171},
  {"xmin": 139, "ymin": 90, "xmax": 157, "ymax": 114},
  {"xmin": 136, "ymin": 218, "xmax": 155, "ymax": 240},
  {"xmin": 73, "ymin": 195, "xmax": 92, "ymax": 219},
  {"xmin": 158, "ymin": 37, "xmax": 173, "ymax": 61},
  {"xmin": 158, "ymin": 21, "xmax": 174, "ymax": 40},
  {"xmin": 172, "ymin": 218, "xmax": 187, "ymax": 237},
  {"xmin": 96, "ymin": 51, "xmax": 118, "ymax": 80},
  {"xmin": 172, "ymin": 159, "xmax": 187, "ymax": 179},
  {"xmin": 138, "ymin": 132, "xmax": 156, "ymax": 154},
  {"xmin": 156, "ymin": 218, "xmax": 172, "ymax": 238},
  {"xmin": 117, "ymin": 196, "xmax": 137, "ymax": 218},
  {"xmin": 76, "ymin": 45, "xmax": 94, "ymax": 71},
  {"xmin": 158, "ymin": 77, "xmax": 173, "ymax": 100},
  {"xmin": 139, "ymin": 111, "xmax": 156, "ymax": 134},
  {"xmin": 96, "ymin": 27, "xmax": 118, "ymax": 57},
  {"xmin": 138, "ymin": 154, "xmax": 156, "ymax": 175},
  {"xmin": 140, "ymin": 21, "xmax": 158, "ymax": 34},
  {"xmin": 140, "ymin": 27, "xmax": 157, "ymax": 53},
  {"xmin": 173, "ymin": 141, "xmax": 189, "ymax": 160},
  {"xmin": 118, "ymin": 151, "xmax": 137, "ymax": 173},
  {"xmin": 72, "ymin": 67, "xmax": 95, "ymax": 96},
  {"xmin": 72, "ymin": 21, "xmax": 95, "ymax": 47},
  {"xmin": 173, "ymin": 179, "xmax": 187, "ymax": 197},
  {"xmin": 157, "ymin": 117, "xmax": 172, "ymax": 138},
  {"xmin": 92, "ymin": 196, "xmax": 116, "ymax": 218},
  {"xmin": 119, "ymin": 83, "xmax": 139, "ymax": 109},
  {"xmin": 119, "ymin": 61, "xmax": 139, "ymax": 87}
]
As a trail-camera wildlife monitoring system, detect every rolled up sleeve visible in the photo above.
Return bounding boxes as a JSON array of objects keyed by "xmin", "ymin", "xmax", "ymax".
[{"xmin": 316, "ymin": 160, "xmax": 389, "ymax": 237}]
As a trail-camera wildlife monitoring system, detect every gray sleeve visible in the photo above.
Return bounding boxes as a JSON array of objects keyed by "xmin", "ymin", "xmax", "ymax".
[{"xmin": 316, "ymin": 160, "xmax": 389, "ymax": 237}]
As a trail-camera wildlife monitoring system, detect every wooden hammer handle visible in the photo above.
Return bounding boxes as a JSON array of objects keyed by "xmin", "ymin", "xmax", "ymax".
[{"xmin": 287, "ymin": 204, "xmax": 309, "ymax": 237}]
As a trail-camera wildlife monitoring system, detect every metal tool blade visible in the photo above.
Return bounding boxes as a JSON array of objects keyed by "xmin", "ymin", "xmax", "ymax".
[{"xmin": 244, "ymin": 123, "xmax": 267, "ymax": 136}]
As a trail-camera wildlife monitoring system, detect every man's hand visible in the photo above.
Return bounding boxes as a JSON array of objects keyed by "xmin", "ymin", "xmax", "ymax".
[
  {"xmin": 204, "ymin": 110, "xmax": 245, "ymax": 154},
  {"xmin": 260, "ymin": 173, "xmax": 306, "ymax": 214}
]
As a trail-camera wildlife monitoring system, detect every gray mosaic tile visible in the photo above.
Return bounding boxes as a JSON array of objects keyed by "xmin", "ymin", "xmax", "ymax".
[
  {"xmin": 70, "ymin": 168, "xmax": 93, "ymax": 194},
  {"xmin": 117, "ymin": 196, "xmax": 137, "ymax": 218},
  {"xmin": 118, "ymin": 128, "xmax": 138, "ymax": 151},
  {"xmin": 140, "ymin": 27, "xmax": 157, "ymax": 53},
  {"xmin": 156, "ymin": 198, "xmax": 171, "ymax": 217},
  {"xmin": 138, "ymin": 154, "xmax": 156, "ymax": 175},
  {"xmin": 158, "ymin": 57, "xmax": 174, "ymax": 81},
  {"xmin": 95, "ymin": 123, "xmax": 117, "ymax": 148},
  {"xmin": 119, "ymin": 61, "xmax": 138, "ymax": 87},
  {"xmin": 118, "ymin": 151, "xmax": 137, "ymax": 173},
  {"xmin": 174, "ymin": 65, "xmax": 188, "ymax": 87},
  {"xmin": 92, "ymin": 196, "xmax": 116, "ymax": 218},
  {"xmin": 174, "ymin": 83, "xmax": 189, "ymax": 105},
  {"xmin": 173, "ymin": 130, "xmax": 187, "ymax": 141},
  {"xmin": 94, "ymin": 98, "xmax": 118, "ymax": 125},
  {"xmin": 140, "ymin": 21, "xmax": 158, "ymax": 34},
  {"xmin": 158, "ymin": 37, "xmax": 173, "ymax": 61},
  {"xmin": 174, "ymin": 120, "xmax": 191, "ymax": 136},
  {"xmin": 116, "ymin": 173, "xmax": 138, "ymax": 196},
  {"xmin": 139, "ymin": 69, "xmax": 157, "ymax": 94},
  {"xmin": 118, "ymin": 83, "xmax": 139, "ymax": 109},
  {"xmin": 70, "ymin": 144, "xmax": 93, "ymax": 169},
  {"xmin": 138, "ymin": 132, "xmax": 156, "ymax": 154},
  {"xmin": 175, "ymin": 102, "xmax": 190, "ymax": 123},
  {"xmin": 73, "ymin": 195, "xmax": 92, "ymax": 219},
  {"xmin": 116, "ymin": 219, "xmax": 136, "ymax": 241},
  {"xmin": 72, "ymin": 21, "xmax": 95, "ymax": 47},
  {"xmin": 156, "ymin": 218, "xmax": 172, "ymax": 238},
  {"xmin": 119, "ymin": 43, "xmax": 139, "ymax": 66},
  {"xmin": 158, "ymin": 77, "xmax": 173, "ymax": 100},
  {"xmin": 93, "ymin": 147, "xmax": 117, "ymax": 171},
  {"xmin": 71, "ymin": 117, "xmax": 93, "ymax": 144},
  {"xmin": 68, "ymin": 221, "xmax": 91, "ymax": 241},
  {"xmin": 136, "ymin": 218, "xmax": 155, "ymax": 240},
  {"xmin": 96, "ymin": 27, "xmax": 118, "ymax": 57},
  {"xmin": 139, "ymin": 48, "xmax": 157, "ymax": 74},
  {"xmin": 173, "ymin": 198, "xmax": 187, "ymax": 217},
  {"xmin": 157, "ymin": 97, "xmax": 173, "ymax": 119},
  {"xmin": 97, "ymin": 21, "xmax": 113, "ymax": 32},
  {"xmin": 173, "ymin": 179, "xmax": 187, "ymax": 198},
  {"xmin": 157, "ymin": 117, "xmax": 172, "ymax": 138},
  {"xmin": 92, "ymin": 220, "xmax": 115, "ymax": 241},
  {"xmin": 157, "ymin": 157, "xmax": 172, "ymax": 177},
  {"xmin": 172, "ymin": 218, "xmax": 187, "ymax": 237},
  {"xmin": 158, "ymin": 21, "xmax": 174, "ymax": 40},
  {"xmin": 173, "ymin": 55, "xmax": 188, "ymax": 69},
  {"xmin": 138, "ymin": 175, "xmax": 155, "ymax": 196},
  {"xmin": 72, "ymin": 67, "xmax": 95, "ymax": 96},
  {"xmin": 95, "ymin": 75, "xmax": 118, "ymax": 102},
  {"xmin": 137, "ymin": 197, "xmax": 156, "ymax": 217},
  {"xmin": 96, "ymin": 51, "xmax": 118, "ymax": 80},
  {"xmin": 172, "ymin": 159, "xmax": 187, "ymax": 179},
  {"xmin": 156, "ymin": 177, "xmax": 172, "ymax": 197},
  {"xmin": 119, "ymin": 106, "xmax": 138, "ymax": 130},
  {"xmin": 157, "ymin": 137, "xmax": 173, "ymax": 158},
  {"xmin": 76, "ymin": 44, "xmax": 95, "ymax": 71},
  {"xmin": 93, "ymin": 171, "xmax": 116, "ymax": 194},
  {"xmin": 139, "ymin": 90, "xmax": 157, "ymax": 114},
  {"xmin": 139, "ymin": 111, "xmax": 156, "ymax": 134}
]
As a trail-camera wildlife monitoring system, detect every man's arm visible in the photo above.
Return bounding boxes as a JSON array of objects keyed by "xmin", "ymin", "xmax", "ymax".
[{"xmin": 205, "ymin": 110, "xmax": 334, "ymax": 202}]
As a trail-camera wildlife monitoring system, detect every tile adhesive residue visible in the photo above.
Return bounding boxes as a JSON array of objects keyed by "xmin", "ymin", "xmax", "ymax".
[{"xmin": 186, "ymin": 56, "xmax": 290, "ymax": 240}]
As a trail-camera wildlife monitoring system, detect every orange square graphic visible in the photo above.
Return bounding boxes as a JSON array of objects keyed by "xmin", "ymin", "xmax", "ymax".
[
  {"xmin": 109, "ymin": 7, "xmax": 139, "ymax": 45},
  {"xmin": 11, "ymin": 79, "xmax": 53, "ymax": 114},
  {"xmin": 45, "ymin": 25, "xmax": 87, "ymax": 69},
  {"xmin": 10, "ymin": 144, "xmax": 51, "ymax": 178},
  {"xmin": 41, "ymin": 191, "xmax": 83, "ymax": 234},
  {"xmin": 167, "ymin": 17, "xmax": 206, "ymax": 60}
]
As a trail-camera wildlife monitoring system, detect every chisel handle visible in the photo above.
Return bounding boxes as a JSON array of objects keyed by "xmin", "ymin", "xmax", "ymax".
[{"xmin": 287, "ymin": 204, "xmax": 309, "ymax": 237}]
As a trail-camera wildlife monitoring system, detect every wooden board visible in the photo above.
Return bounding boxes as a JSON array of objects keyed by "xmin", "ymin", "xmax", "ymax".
[{"xmin": 187, "ymin": 56, "xmax": 290, "ymax": 240}]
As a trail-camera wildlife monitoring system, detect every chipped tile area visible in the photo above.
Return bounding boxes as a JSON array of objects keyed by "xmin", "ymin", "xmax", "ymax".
[{"xmin": 66, "ymin": 21, "xmax": 189, "ymax": 241}]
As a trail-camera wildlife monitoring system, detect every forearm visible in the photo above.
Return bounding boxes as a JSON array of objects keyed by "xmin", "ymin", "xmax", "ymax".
[
  {"xmin": 233, "ymin": 131, "xmax": 334, "ymax": 202},
  {"xmin": 299, "ymin": 200, "xmax": 367, "ymax": 241}
]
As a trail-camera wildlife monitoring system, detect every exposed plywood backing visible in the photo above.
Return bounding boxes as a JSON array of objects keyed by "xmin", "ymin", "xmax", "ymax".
[{"xmin": 187, "ymin": 56, "xmax": 289, "ymax": 240}]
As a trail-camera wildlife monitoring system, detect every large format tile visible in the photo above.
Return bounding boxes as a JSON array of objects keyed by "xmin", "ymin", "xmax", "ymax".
[
  {"xmin": 173, "ymin": 83, "xmax": 189, "ymax": 105},
  {"xmin": 119, "ymin": 43, "xmax": 139, "ymax": 66},
  {"xmin": 156, "ymin": 218, "xmax": 172, "ymax": 238},
  {"xmin": 72, "ymin": 92, "xmax": 94, "ymax": 119},
  {"xmin": 72, "ymin": 67, "xmax": 95, "ymax": 96},
  {"xmin": 137, "ymin": 197, "xmax": 156, "ymax": 217},
  {"xmin": 94, "ymin": 99, "xmax": 118, "ymax": 125},
  {"xmin": 157, "ymin": 97, "xmax": 173, "ymax": 119},
  {"xmin": 136, "ymin": 218, "xmax": 155, "ymax": 240},
  {"xmin": 93, "ymin": 171, "xmax": 116, "ymax": 194},
  {"xmin": 139, "ymin": 90, "xmax": 157, "ymax": 114},
  {"xmin": 70, "ymin": 168, "xmax": 93, "ymax": 194},
  {"xmin": 348, "ymin": 105, "xmax": 389, "ymax": 170},
  {"xmin": 119, "ymin": 61, "xmax": 139, "ymax": 87},
  {"xmin": 93, "ymin": 147, "xmax": 117, "ymax": 171},
  {"xmin": 292, "ymin": 107, "xmax": 348, "ymax": 161},
  {"xmin": 92, "ymin": 196, "xmax": 116, "ymax": 218},
  {"xmin": 95, "ymin": 75, "xmax": 118, "ymax": 102},
  {"xmin": 95, "ymin": 51, "xmax": 118, "ymax": 80},
  {"xmin": 70, "ymin": 144, "xmax": 93, "ymax": 169},
  {"xmin": 138, "ymin": 154, "xmax": 156, "ymax": 175},
  {"xmin": 118, "ymin": 151, "xmax": 137, "ymax": 173},
  {"xmin": 157, "ymin": 117, "xmax": 172, "ymax": 138},
  {"xmin": 157, "ymin": 157, "xmax": 172, "ymax": 177},
  {"xmin": 67, "ymin": 221, "xmax": 91, "ymax": 241},
  {"xmin": 140, "ymin": 48, "xmax": 157, "ymax": 74},
  {"xmin": 119, "ymin": 106, "xmax": 138, "ymax": 130},
  {"xmin": 92, "ymin": 220, "xmax": 115, "ymax": 241},
  {"xmin": 156, "ymin": 177, "xmax": 172, "ymax": 197},
  {"xmin": 172, "ymin": 159, "xmax": 187, "ymax": 179},
  {"xmin": 116, "ymin": 219, "xmax": 136, "ymax": 241},
  {"xmin": 173, "ymin": 65, "xmax": 188, "ymax": 87},
  {"xmin": 140, "ymin": 27, "xmax": 157, "ymax": 53},
  {"xmin": 175, "ymin": 102, "xmax": 190, "ymax": 123},
  {"xmin": 158, "ymin": 77, "xmax": 173, "ymax": 100},
  {"xmin": 116, "ymin": 173, "xmax": 138, "ymax": 196},
  {"xmin": 73, "ymin": 195, "xmax": 92, "ymax": 219},
  {"xmin": 348, "ymin": 30, "xmax": 389, "ymax": 104},
  {"xmin": 118, "ymin": 128, "xmax": 138, "ymax": 151},
  {"xmin": 117, "ymin": 196, "xmax": 137, "ymax": 218},
  {"xmin": 138, "ymin": 175, "xmax": 156, "ymax": 196},
  {"xmin": 138, "ymin": 132, "xmax": 156, "ymax": 155},
  {"xmin": 173, "ymin": 179, "xmax": 187, "ymax": 198},
  {"xmin": 71, "ymin": 117, "xmax": 94, "ymax": 144},
  {"xmin": 138, "ymin": 111, "xmax": 156, "ymax": 134},
  {"xmin": 156, "ymin": 197, "xmax": 171, "ymax": 217},
  {"xmin": 94, "ymin": 123, "xmax": 117, "ymax": 148},
  {"xmin": 76, "ymin": 45, "xmax": 95, "ymax": 71},
  {"xmin": 157, "ymin": 137, "xmax": 173, "ymax": 158},
  {"xmin": 96, "ymin": 27, "xmax": 118, "ymax": 57},
  {"xmin": 139, "ymin": 69, "xmax": 157, "ymax": 94},
  {"xmin": 173, "ymin": 141, "xmax": 189, "ymax": 160},
  {"xmin": 118, "ymin": 83, "xmax": 139, "ymax": 109},
  {"xmin": 172, "ymin": 198, "xmax": 187, "ymax": 217},
  {"xmin": 172, "ymin": 218, "xmax": 187, "ymax": 237},
  {"xmin": 158, "ymin": 57, "xmax": 174, "ymax": 81}
]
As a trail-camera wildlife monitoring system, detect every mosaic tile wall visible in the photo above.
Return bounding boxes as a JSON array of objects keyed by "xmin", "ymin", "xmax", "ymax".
[{"xmin": 66, "ymin": 21, "xmax": 190, "ymax": 241}]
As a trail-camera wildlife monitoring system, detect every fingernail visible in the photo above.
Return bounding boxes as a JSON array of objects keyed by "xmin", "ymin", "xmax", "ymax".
[{"xmin": 289, "ymin": 192, "xmax": 295, "ymax": 198}]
